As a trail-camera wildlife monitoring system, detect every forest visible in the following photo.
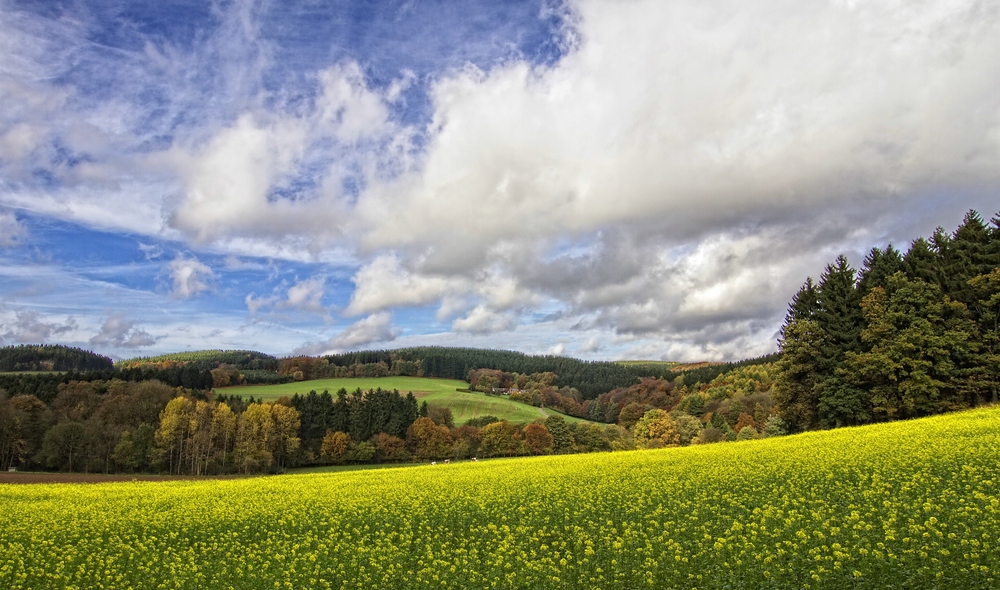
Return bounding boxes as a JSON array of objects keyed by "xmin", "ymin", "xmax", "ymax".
[{"xmin": 775, "ymin": 210, "xmax": 999, "ymax": 431}]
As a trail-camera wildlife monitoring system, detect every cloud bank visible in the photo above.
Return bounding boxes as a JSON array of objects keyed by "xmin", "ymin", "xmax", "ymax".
[{"xmin": 0, "ymin": 0, "xmax": 997, "ymax": 360}]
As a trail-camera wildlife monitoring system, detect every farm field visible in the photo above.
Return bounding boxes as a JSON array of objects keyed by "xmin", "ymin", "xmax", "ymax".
[
  {"xmin": 219, "ymin": 376, "xmax": 592, "ymax": 425},
  {"xmin": 2, "ymin": 407, "xmax": 998, "ymax": 589}
]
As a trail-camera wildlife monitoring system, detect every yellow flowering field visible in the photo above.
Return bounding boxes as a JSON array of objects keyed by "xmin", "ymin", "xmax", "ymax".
[{"xmin": 2, "ymin": 407, "xmax": 998, "ymax": 589}]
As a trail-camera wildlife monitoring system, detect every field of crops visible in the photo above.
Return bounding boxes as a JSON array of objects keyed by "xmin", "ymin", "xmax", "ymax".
[
  {"xmin": 2, "ymin": 407, "xmax": 998, "ymax": 589},
  {"xmin": 220, "ymin": 376, "xmax": 591, "ymax": 425}
]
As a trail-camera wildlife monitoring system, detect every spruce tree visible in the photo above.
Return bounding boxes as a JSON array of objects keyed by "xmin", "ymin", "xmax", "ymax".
[
  {"xmin": 785, "ymin": 277, "xmax": 819, "ymax": 326},
  {"xmin": 943, "ymin": 211, "xmax": 993, "ymax": 306},
  {"xmin": 857, "ymin": 245, "xmax": 903, "ymax": 296},
  {"xmin": 903, "ymin": 237, "xmax": 942, "ymax": 285},
  {"xmin": 813, "ymin": 255, "xmax": 869, "ymax": 427}
]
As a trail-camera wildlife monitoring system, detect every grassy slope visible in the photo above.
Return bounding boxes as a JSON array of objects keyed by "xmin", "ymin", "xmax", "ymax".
[
  {"xmin": 2, "ymin": 407, "xmax": 998, "ymax": 589},
  {"xmin": 218, "ymin": 376, "xmax": 594, "ymax": 425}
]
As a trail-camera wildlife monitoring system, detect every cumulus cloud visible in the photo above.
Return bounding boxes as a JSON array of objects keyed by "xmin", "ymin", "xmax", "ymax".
[
  {"xmin": 89, "ymin": 314, "xmax": 158, "ymax": 348},
  {"xmin": 339, "ymin": 0, "xmax": 1000, "ymax": 356},
  {"xmin": 361, "ymin": 0, "xmax": 1000, "ymax": 257},
  {"xmin": 0, "ymin": 310, "xmax": 77, "ymax": 343},
  {"xmin": 0, "ymin": 211, "xmax": 27, "ymax": 248},
  {"xmin": 165, "ymin": 60, "xmax": 411, "ymax": 246},
  {"xmin": 279, "ymin": 276, "xmax": 328, "ymax": 314},
  {"xmin": 578, "ymin": 336, "xmax": 601, "ymax": 354},
  {"xmin": 2, "ymin": 0, "xmax": 998, "ymax": 360},
  {"xmin": 294, "ymin": 312, "xmax": 400, "ymax": 355},
  {"xmin": 167, "ymin": 256, "xmax": 215, "ymax": 299},
  {"xmin": 452, "ymin": 305, "xmax": 516, "ymax": 334},
  {"xmin": 346, "ymin": 254, "xmax": 460, "ymax": 316},
  {"xmin": 247, "ymin": 276, "xmax": 331, "ymax": 318}
]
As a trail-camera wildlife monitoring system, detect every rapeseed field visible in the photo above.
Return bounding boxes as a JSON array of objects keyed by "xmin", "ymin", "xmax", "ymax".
[{"xmin": 1, "ymin": 407, "xmax": 997, "ymax": 589}]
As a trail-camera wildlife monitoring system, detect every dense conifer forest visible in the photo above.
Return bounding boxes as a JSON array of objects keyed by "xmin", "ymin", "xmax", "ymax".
[{"xmin": 774, "ymin": 210, "xmax": 999, "ymax": 431}]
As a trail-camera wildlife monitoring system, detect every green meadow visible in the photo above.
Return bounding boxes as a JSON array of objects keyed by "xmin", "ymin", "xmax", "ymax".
[{"xmin": 219, "ymin": 376, "xmax": 592, "ymax": 425}]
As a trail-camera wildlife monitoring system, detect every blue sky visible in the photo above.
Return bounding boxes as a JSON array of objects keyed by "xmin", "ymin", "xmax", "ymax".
[{"xmin": 1, "ymin": 0, "xmax": 998, "ymax": 361}]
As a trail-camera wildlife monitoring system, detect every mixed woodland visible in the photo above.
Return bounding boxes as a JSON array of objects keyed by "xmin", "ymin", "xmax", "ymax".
[{"xmin": 0, "ymin": 210, "xmax": 997, "ymax": 475}]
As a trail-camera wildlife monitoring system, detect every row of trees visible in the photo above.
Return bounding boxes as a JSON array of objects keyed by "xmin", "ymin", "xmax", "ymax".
[
  {"xmin": 775, "ymin": 210, "xmax": 1000, "ymax": 431},
  {"xmin": 289, "ymin": 388, "xmax": 419, "ymax": 457},
  {"xmin": 155, "ymin": 397, "xmax": 300, "ymax": 475}
]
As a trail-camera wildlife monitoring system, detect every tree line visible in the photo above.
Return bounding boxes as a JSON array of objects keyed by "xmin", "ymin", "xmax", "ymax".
[
  {"xmin": 775, "ymin": 210, "xmax": 999, "ymax": 432},
  {"xmin": 0, "ymin": 345, "xmax": 113, "ymax": 372}
]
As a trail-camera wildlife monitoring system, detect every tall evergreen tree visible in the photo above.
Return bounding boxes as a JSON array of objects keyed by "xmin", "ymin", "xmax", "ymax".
[
  {"xmin": 942, "ymin": 211, "xmax": 994, "ymax": 306},
  {"xmin": 857, "ymin": 245, "xmax": 903, "ymax": 296},
  {"xmin": 786, "ymin": 277, "xmax": 819, "ymax": 325},
  {"xmin": 773, "ymin": 278, "xmax": 826, "ymax": 432},
  {"xmin": 813, "ymin": 255, "xmax": 869, "ymax": 427},
  {"xmin": 903, "ymin": 237, "xmax": 942, "ymax": 286}
]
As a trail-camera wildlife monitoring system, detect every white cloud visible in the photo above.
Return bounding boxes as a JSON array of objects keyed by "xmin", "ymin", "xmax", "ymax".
[
  {"xmin": 1, "ymin": 0, "xmax": 997, "ymax": 361},
  {"xmin": 294, "ymin": 312, "xmax": 401, "ymax": 355},
  {"xmin": 0, "ymin": 211, "xmax": 27, "ymax": 248},
  {"xmin": 245, "ymin": 276, "xmax": 331, "ymax": 319},
  {"xmin": 279, "ymin": 276, "xmax": 328, "ymax": 314},
  {"xmin": 339, "ymin": 0, "xmax": 1000, "ymax": 357},
  {"xmin": 346, "ymin": 254, "xmax": 460, "ymax": 316},
  {"xmin": 167, "ymin": 256, "xmax": 215, "ymax": 299},
  {"xmin": 0, "ymin": 309, "xmax": 77, "ymax": 343},
  {"xmin": 137, "ymin": 242, "xmax": 162, "ymax": 260},
  {"xmin": 245, "ymin": 293, "xmax": 277, "ymax": 317},
  {"xmin": 452, "ymin": 305, "xmax": 516, "ymax": 334},
  {"xmin": 89, "ymin": 314, "xmax": 158, "ymax": 348},
  {"xmin": 545, "ymin": 343, "xmax": 566, "ymax": 356},
  {"xmin": 578, "ymin": 336, "xmax": 601, "ymax": 354}
]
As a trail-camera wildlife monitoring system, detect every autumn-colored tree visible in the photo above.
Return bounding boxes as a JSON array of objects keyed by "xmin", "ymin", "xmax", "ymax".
[
  {"xmin": 604, "ymin": 424, "xmax": 633, "ymax": 451},
  {"xmin": 522, "ymin": 423, "xmax": 554, "ymax": 455},
  {"xmin": 154, "ymin": 396, "xmax": 193, "ymax": 475},
  {"xmin": 734, "ymin": 412, "xmax": 756, "ymax": 433},
  {"xmin": 478, "ymin": 420, "xmax": 523, "ymax": 457},
  {"xmin": 617, "ymin": 402, "xmax": 646, "ymax": 430},
  {"xmin": 409, "ymin": 417, "xmax": 454, "ymax": 460},
  {"xmin": 428, "ymin": 405, "xmax": 454, "ymax": 428},
  {"xmin": 270, "ymin": 403, "xmax": 301, "ymax": 470},
  {"xmin": 320, "ymin": 430, "xmax": 351, "ymax": 464},
  {"xmin": 372, "ymin": 432, "xmax": 408, "ymax": 462},
  {"xmin": 235, "ymin": 403, "xmax": 274, "ymax": 473},
  {"xmin": 632, "ymin": 409, "xmax": 680, "ymax": 449},
  {"xmin": 210, "ymin": 403, "xmax": 237, "ymax": 472}
]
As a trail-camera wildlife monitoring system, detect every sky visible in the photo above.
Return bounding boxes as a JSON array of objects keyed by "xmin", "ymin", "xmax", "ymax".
[{"xmin": 0, "ymin": 0, "xmax": 998, "ymax": 362}]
